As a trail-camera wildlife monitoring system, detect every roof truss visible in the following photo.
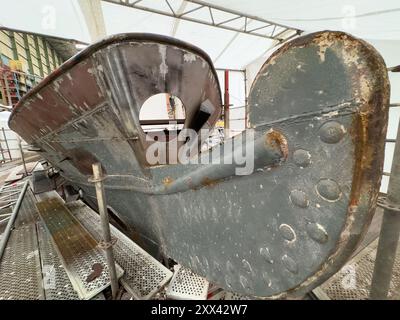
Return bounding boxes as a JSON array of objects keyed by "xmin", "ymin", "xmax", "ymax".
[{"xmin": 102, "ymin": 0, "xmax": 302, "ymax": 42}]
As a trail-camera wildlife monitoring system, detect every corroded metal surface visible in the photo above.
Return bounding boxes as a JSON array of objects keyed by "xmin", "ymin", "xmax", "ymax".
[
  {"xmin": 36, "ymin": 197, "xmax": 123, "ymax": 299},
  {"xmin": 36, "ymin": 221, "xmax": 80, "ymax": 300},
  {"xmin": 36, "ymin": 221, "xmax": 106, "ymax": 300},
  {"xmin": 10, "ymin": 32, "xmax": 389, "ymax": 297}
]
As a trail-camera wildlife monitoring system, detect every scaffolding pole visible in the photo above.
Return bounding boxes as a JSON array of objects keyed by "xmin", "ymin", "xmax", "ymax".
[
  {"xmin": 90, "ymin": 163, "xmax": 119, "ymax": 299},
  {"xmin": 370, "ymin": 119, "xmax": 400, "ymax": 299}
]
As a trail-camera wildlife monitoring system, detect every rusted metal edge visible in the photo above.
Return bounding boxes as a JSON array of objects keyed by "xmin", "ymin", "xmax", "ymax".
[
  {"xmin": 9, "ymin": 33, "xmax": 221, "ymax": 126},
  {"xmin": 249, "ymin": 30, "xmax": 390, "ymax": 299}
]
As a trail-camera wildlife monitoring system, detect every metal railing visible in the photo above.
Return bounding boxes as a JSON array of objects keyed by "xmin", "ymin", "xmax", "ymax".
[{"xmin": 382, "ymin": 103, "xmax": 400, "ymax": 181}]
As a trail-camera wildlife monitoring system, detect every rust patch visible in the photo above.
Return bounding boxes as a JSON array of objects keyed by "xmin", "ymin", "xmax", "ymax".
[
  {"xmin": 265, "ymin": 129, "xmax": 289, "ymax": 160},
  {"xmin": 200, "ymin": 177, "xmax": 221, "ymax": 188},
  {"xmin": 65, "ymin": 148, "xmax": 105, "ymax": 176},
  {"xmin": 86, "ymin": 263, "xmax": 104, "ymax": 283},
  {"xmin": 162, "ymin": 176, "xmax": 174, "ymax": 187}
]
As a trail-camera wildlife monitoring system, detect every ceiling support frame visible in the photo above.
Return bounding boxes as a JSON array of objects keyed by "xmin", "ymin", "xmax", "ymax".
[{"xmin": 102, "ymin": 0, "xmax": 302, "ymax": 42}]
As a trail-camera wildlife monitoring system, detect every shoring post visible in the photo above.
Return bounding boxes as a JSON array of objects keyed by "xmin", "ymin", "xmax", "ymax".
[{"xmin": 90, "ymin": 163, "xmax": 119, "ymax": 299}]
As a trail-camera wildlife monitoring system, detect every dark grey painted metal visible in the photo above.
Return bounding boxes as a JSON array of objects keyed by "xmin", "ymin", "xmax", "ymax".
[
  {"xmin": 370, "ymin": 121, "xmax": 400, "ymax": 300},
  {"xmin": 9, "ymin": 32, "xmax": 389, "ymax": 298}
]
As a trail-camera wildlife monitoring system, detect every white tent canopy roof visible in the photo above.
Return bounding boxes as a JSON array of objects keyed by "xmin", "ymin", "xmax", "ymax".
[{"xmin": 0, "ymin": 0, "xmax": 399, "ymax": 69}]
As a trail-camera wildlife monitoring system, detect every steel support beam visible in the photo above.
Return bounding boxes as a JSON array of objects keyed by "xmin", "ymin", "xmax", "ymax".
[
  {"xmin": 42, "ymin": 40, "xmax": 52, "ymax": 75},
  {"xmin": 102, "ymin": 0, "xmax": 301, "ymax": 42},
  {"xmin": 33, "ymin": 36, "xmax": 44, "ymax": 77},
  {"xmin": 91, "ymin": 163, "xmax": 119, "ymax": 299},
  {"xmin": 79, "ymin": 0, "xmax": 107, "ymax": 42},
  {"xmin": 22, "ymin": 34, "xmax": 34, "ymax": 74},
  {"xmin": 370, "ymin": 120, "xmax": 400, "ymax": 299},
  {"xmin": 224, "ymin": 69, "xmax": 230, "ymax": 139},
  {"xmin": 9, "ymin": 31, "xmax": 19, "ymax": 60}
]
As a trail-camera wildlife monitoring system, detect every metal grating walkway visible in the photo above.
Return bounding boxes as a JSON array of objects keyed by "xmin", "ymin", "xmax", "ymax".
[
  {"xmin": 67, "ymin": 201, "xmax": 173, "ymax": 300},
  {"xmin": 36, "ymin": 197, "xmax": 124, "ymax": 300},
  {"xmin": 37, "ymin": 221, "xmax": 80, "ymax": 300},
  {"xmin": 0, "ymin": 186, "xmax": 43, "ymax": 300},
  {"xmin": 166, "ymin": 265, "xmax": 209, "ymax": 300},
  {"xmin": 315, "ymin": 238, "xmax": 400, "ymax": 300}
]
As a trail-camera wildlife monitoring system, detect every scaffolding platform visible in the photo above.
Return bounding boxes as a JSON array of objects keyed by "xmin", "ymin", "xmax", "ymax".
[
  {"xmin": 66, "ymin": 200, "xmax": 173, "ymax": 300},
  {"xmin": 36, "ymin": 196, "xmax": 124, "ymax": 300},
  {"xmin": 165, "ymin": 264, "xmax": 209, "ymax": 300},
  {"xmin": 0, "ymin": 181, "xmax": 175, "ymax": 300},
  {"xmin": 0, "ymin": 185, "xmax": 43, "ymax": 300},
  {"xmin": 313, "ymin": 237, "xmax": 400, "ymax": 300}
]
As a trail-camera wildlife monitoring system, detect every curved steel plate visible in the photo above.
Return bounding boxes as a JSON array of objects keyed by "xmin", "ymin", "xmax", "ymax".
[{"xmin": 10, "ymin": 31, "xmax": 389, "ymax": 298}]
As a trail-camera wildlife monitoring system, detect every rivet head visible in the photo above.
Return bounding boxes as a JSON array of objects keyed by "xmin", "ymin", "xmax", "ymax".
[
  {"xmin": 259, "ymin": 247, "xmax": 274, "ymax": 264},
  {"xmin": 319, "ymin": 121, "xmax": 346, "ymax": 144},
  {"xmin": 239, "ymin": 275, "xmax": 253, "ymax": 291},
  {"xmin": 226, "ymin": 261, "xmax": 235, "ymax": 274},
  {"xmin": 279, "ymin": 224, "xmax": 296, "ymax": 242},
  {"xmin": 225, "ymin": 275, "xmax": 233, "ymax": 289},
  {"xmin": 293, "ymin": 149, "xmax": 311, "ymax": 167},
  {"xmin": 307, "ymin": 223, "xmax": 328, "ymax": 244},
  {"xmin": 282, "ymin": 255, "xmax": 298, "ymax": 274},
  {"xmin": 262, "ymin": 272, "xmax": 272, "ymax": 287},
  {"xmin": 289, "ymin": 190, "xmax": 309, "ymax": 208},
  {"xmin": 316, "ymin": 179, "xmax": 341, "ymax": 202},
  {"xmin": 242, "ymin": 259, "xmax": 253, "ymax": 274},
  {"xmin": 213, "ymin": 261, "xmax": 222, "ymax": 273}
]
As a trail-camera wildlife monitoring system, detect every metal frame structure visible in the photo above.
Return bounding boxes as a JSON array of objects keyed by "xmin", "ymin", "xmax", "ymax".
[
  {"xmin": 383, "ymin": 103, "xmax": 400, "ymax": 177},
  {"xmin": 217, "ymin": 68, "xmax": 248, "ymax": 137},
  {"xmin": 369, "ymin": 83, "xmax": 400, "ymax": 299},
  {"xmin": 0, "ymin": 181, "xmax": 29, "ymax": 261},
  {"xmin": 102, "ymin": 0, "xmax": 302, "ymax": 42}
]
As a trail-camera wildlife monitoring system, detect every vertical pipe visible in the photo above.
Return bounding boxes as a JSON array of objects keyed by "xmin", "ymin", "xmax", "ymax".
[
  {"xmin": 0, "ymin": 181, "xmax": 29, "ymax": 261},
  {"xmin": 0, "ymin": 128, "xmax": 4, "ymax": 163},
  {"xmin": 17, "ymin": 136, "xmax": 27, "ymax": 176},
  {"xmin": 224, "ymin": 69, "xmax": 230, "ymax": 139},
  {"xmin": 2, "ymin": 128, "xmax": 12, "ymax": 161},
  {"xmin": 370, "ymin": 120, "xmax": 400, "ymax": 299},
  {"xmin": 244, "ymin": 69, "xmax": 248, "ymax": 129},
  {"xmin": 91, "ymin": 163, "xmax": 119, "ymax": 299}
]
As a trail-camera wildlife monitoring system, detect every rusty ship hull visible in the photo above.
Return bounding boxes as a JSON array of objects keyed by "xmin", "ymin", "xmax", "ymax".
[{"xmin": 9, "ymin": 32, "xmax": 390, "ymax": 298}]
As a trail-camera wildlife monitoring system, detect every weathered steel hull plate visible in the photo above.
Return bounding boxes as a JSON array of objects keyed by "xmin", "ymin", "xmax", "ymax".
[
  {"xmin": 67, "ymin": 200, "xmax": 172, "ymax": 300},
  {"xmin": 36, "ymin": 197, "xmax": 123, "ymax": 300}
]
